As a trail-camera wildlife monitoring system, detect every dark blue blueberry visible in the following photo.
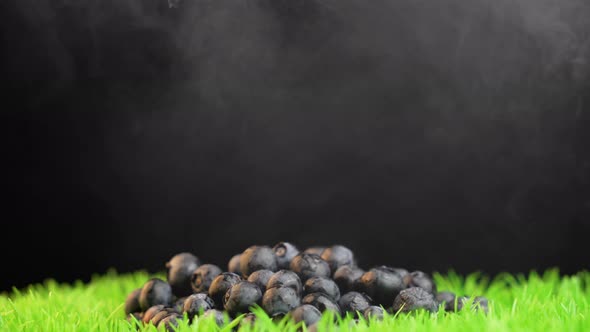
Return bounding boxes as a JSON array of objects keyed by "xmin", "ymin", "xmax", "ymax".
[
  {"xmin": 228, "ymin": 254, "xmax": 242, "ymax": 275},
  {"xmin": 363, "ymin": 306, "xmax": 384, "ymax": 320},
  {"xmin": 208, "ymin": 272, "xmax": 242, "ymax": 306},
  {"xmin": 403, "ymin": 271, "xmax": 437, "ymax": 294},
  {"xmin": 240, "ymin": 246, "xmax": 278, "ymax": 277},
  {"xmin": 273, "ymin": 242, "xmax": 300, "ymax": 270},
  {"xmin": 262, "ymin": 287, "xmax": 301, "ymax": 316},
  {"xmin": 304, "ymin": 276, "xmax": 340, "ymax": 302},
  {"xmin": 333, "ymin": 266, "xmax": 364, "ymax": 293},
  {"xmin": 203, "ymin": 309, "xmax": 226, "ymax": 327},
  {"xmin": 124, "ymin": 288, "xmax": 142, "ymax": 315},
  {"xmin": 247, "ymin": 269, "xmax": 274, "ymax": 293},
  {"xmin": 321, "ymin": 245, "xmax": 354, "ymax": 273},
  {"xmin": 166, "ymin": 252, "xmax": 200, "ymax": 297},
  {"xmin": 338, "ymin": 292, "xmax": 371, "ymax": 314},
  {"xmin": 223, "ymin": 281, "xmax": 263, "ymax": 315},
  {"xmin": 267, "ymin": 270, "xmax": 303, "ymax": 295},
  {"xmin": 290, "ymin": 305, "xmax": 322, "ymax": 326},
  {"xmin": 302, "ymin": 292, "xmax": 341, "ymax": 315},
  {"xmin": 290, "ymin": 253, "xmax": 331, "ymax": 282},
  {"xmin": 142, "ymin": 305, "xmax": 166, "ymax": 324},
  {"xmin": 392, "ymin": 287, "xmax": 437, "ymax": 313},
  {"xmin": 191, "ymin": 264, "xmax": 223, "ymax": 293},
  {"xmin": 356, "ymin": 267, "xmax": 405, "ymax": 306},
  {"xmin": 139, "ymin": 278, "xmax": 173, "ymax": 311},
  {"xmin": 435, "ymin": 291, "xmax": 456, "ymax": 311},
  {"xmin": 183, "ymin": 293, "xmax": 215, "ymax": 319},
  {"xmin": 157, "ymin": 313, "xmax": 181, "ymax": 332}
]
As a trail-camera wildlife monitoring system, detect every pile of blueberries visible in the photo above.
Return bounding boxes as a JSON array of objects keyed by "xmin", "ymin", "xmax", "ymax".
[{"xmin": 124, "ymin": 243, "xmax": 489, "ymax": 330}]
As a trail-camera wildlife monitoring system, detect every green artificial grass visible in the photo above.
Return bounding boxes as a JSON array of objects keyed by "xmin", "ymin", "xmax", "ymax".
[{"xmin": 1, "ymin": 269, "xmax": 589, "ymax": 331}]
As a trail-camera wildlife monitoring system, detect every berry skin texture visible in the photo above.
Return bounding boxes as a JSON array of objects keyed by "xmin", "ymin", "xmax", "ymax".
[
  {"xmin": 124, "ymin": 288, "xmax": 142, "ymax": 315},
  {"xmin": 435, "ymin": 291, "xmax": 457, "ymax": 311},
  {"xmin": 150, "ymin": 308, "xmax": 179, "ymax": 327},
  {"xmin": 289, "ymin": 253, "xmax": 331, "ymax": 282},
  {"xmin": 262, "ymin": 286, "xmax": 301, "ymax": 316},
  {"xmin": 223, "ymin": 281, "xmax": 263, "ymax": 315},
  {"xmin": 355, "ymin": 267, "xmax": 405, "ymax": 306},
  {"xmin": 273, "ymin": 242, "xmax": 300, "ymax": 270},
  {"xmin": 302, "ymin": 292, "xmax": 341, "ymax": 315},
  {"xmin": 203, "ymin": 309, "xmax": 226, "ymax": 327},
  {"xmin": 403, "ymin": 271, "xmax": 437, "ymax": 294},
  {"xmin": 157, "ymin": 313, "xmax": 181, "ymax": 332},
  {"xmin": 290, "ymin": 304, "xmax": 322, "ymax": 326},
  {"xmin": 139, "ymin": 278, "xmax": 173, "ymax": 311},
  {"xmin": 228, "ymin": 254, "xmax": 242, "ymax": 275},
  {"xmin": 333, "ymin": 265, "xmax": 364, "ymax": 293},
  {"xmin": 142, "ymin": 305, "xmax": 166, "ymax": 324},
  {"xmin": 321, "ymin": 245, "xmax": 354, "ymax": 273},
  {"xmin": 183, "ymin": 293, "xmax": 215, "ymax": 319},
  {"xmin": 338, "ymin": 292, "xmax": 371, "ymax": 314},
  {"xmin": 392, "ymin": 287, "xmax": 438, "ymax": 313},
  {"xmin": 208, "ymin": 272, "xmax": 242, "ymax": 306},
  {"xmin": 173, "ymin": 297, "xmax": 187, "ymax": 312},
  {"xmin": 240, "ymin": 246, "xmax": 278, "ymax": 277},
  {"xmin": 304, "ymin": 276, "xmax": 340, "ymax": 302},
  {"xmin": 166, "ymin": 252, "xmax": 200, "ymax": 297},
  {"xmin": 191, "ymin": 264, "xmax": 223, "ymax": 293},
  {"xmin": 247, "ymin": 269, "xmax": 274, "ymax": 293},
  {"xmin": 363, "ymin": 306, "xmax": 385, "ymax": 320},
  {"xmin": 267, "ymin": 270, "xmax": 303, "ymax": 295}
]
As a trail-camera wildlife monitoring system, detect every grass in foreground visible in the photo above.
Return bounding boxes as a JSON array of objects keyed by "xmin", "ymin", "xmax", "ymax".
[{"xmin": 0, "ymin": 269, "xmax": 589, "ymax": 331}]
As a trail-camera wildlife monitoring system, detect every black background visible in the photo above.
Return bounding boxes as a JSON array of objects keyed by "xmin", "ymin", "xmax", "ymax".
[{"xmin": 3, "ymin": 0, "xmax": 590, "ymax": 292}]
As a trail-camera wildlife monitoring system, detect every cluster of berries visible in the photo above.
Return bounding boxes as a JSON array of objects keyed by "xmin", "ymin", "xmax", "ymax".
[{"xmin": 123, "ymin": 243, "xmax": 488, "ymax": 330}]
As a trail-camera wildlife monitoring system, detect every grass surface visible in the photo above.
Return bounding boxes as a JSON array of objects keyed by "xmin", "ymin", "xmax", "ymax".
[{"xmin": 1, "ymin": 269, "xmax": 589, "ymax": 331}]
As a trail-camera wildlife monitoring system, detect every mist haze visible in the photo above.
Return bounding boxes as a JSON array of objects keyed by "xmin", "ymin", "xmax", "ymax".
[{"xmin": 3, "ymin": 0, "xmax": 590, "ymax": 290}]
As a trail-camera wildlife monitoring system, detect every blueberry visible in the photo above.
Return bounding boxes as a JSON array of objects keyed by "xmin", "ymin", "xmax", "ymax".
[
  {"xmin": 303, "ymin": 247, "xmax": 326, "ymax": 256},
  {"xmin": 267, "ymin": 270, "xmax": 303, "ymax": 295},
  {"xmin": 247, "ymin": 269, "xmax": 274, "ymax": 293},
  {"xmin": 173, "ymin": 297, "xmax": 187, "ymax": 312},
  {"xmin": 223, "ymin": 281, "xmax": 263, "ymax": 315},
  {"xmin": 228, "ymin": 254, "xmax": 242, "ymax": 275},
  {"xmin": 403, "ymin": 271, "xmax": 437, "ymax": 294},
  {"xmin": 139, "ymin": 278, "xmax": 173, "ymax": 311},
  {"xmin": 209, "ymin": 272, "xmax": 242, "ymax": 306},
  {"xmin": 304, "ymin": 277, "xmax": 340, "ymax": 302},
  {"xmin": 289, "ymin": 253, "xmax": 331, "ymax": 282},
  {"xmin": 124, "ymin": 288, "xmax": 142, "ymax": 315},
  {"xmin": 240, "ymin": 246, "xmax": 278, "ymax": 277},
  {"xmin": 355, "ymin": 267, "xmax": 405, "ymax": 306},
  {"xmin": 157, "ymin": 313, "xmax": 181, "ymax": 332},
  {"xmin": 166, "ymin": 252, "xmax": 200, "ymax": 297},
  {"xmin": 435, "ymin": 291, "xmax": 456, "ymax": 311},
  {"xmin": 203, "ymin": 309, "xmax": 226, "ymax": 327},
  {"xmin": 363, "ymin": 306, "xmax": 385, "ymax": 320},
  {"xmin": 142, "ymin": 305, "xmax": 167, "ymax": 324},
  {"xmin": 457, "ymin": 296, "xmax": 489, "ymax": 313},
  {"xmin": 273, "ymin": 242, "xmax": 300, "ymax": 270},
  {"xmin": 151, "ymin": 308, "xmax": 179, "ymax": 327},
  {"xmin": 302, "ymin": 292, "xmax": 341, "ymax": 315},
  {"xmin": 191, "ymin": 264, "xmax": 223, "ymax": 293},
  {"xmin": 321, "ymin": 245, "xmax": 354, "ymax": 273},
  {"xmin": 333, "ymin": 266, "xmax": 364, "ymax": 293},
  {"xmin": 392, "ymin": 287, "xmax": 438, "ymax": 313},
  {"xmin": 262, "ymin": 287, "xmax": 301, "ymax": 316},
  {"xmin": 290, "ymin": 304, "xmax": 322, "ymax": 326},
  {"xmin": 473, "ymin": 296, "xmax": 489, "ymax": 313},
  {"xmin": 389, "ymin": 267, "xmax": 409, "ymax": 279},
  {"xmin": 183, "ymin": 293, "xmax": 215, "ymax": 319},
  {"xmin": 338, "ymin": 292, "xmax": 371, "ymax": 314}
]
